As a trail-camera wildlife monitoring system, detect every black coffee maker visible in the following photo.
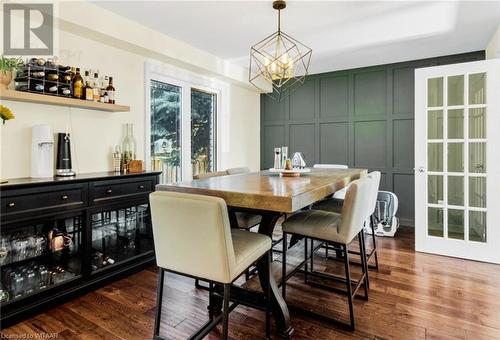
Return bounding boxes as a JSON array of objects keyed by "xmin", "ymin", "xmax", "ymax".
[{"xmin": 56, "ymin": 133, "xmax": 76, "ymax": 177}]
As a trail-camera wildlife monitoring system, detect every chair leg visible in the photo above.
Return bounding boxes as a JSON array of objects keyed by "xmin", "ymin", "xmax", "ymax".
[
  {"xmin": 304, "ymin": 237, "xmax": 309, "ymax": 284},
  {"xmin": 358, "ymin": 232, "xmax": 369, "ymax": 298},
  {"xmin": 370, "ymin": 215, "xmax": 379, "ymax": 270},
  {"xmin": 265, "ymin": 250, "xmax": 272, "ymax": 339},
  {"xmin": 343, "ymin": 245, "xmax": 355, "ymax": 331},
  {"xmin": 222, "ymin": 284, "xmax": 230, "ymax": 340},
  {"xmin": 310, "ymin": 238, "xmax": 314, "ymax": 273},
  {"xmin": 208, "ymin": 282, "xmax": 214, "ymax": 320},
  {"xmin": 360, "ymin": 231, "xmax": 370, "ymax": 289},
  {"xmin": 154, "ymin": 268, "xmax": 165, "ymax": 337},
  {"xmin": 282, "ymin": 232, "xmax": 287, "ymax": 300}
]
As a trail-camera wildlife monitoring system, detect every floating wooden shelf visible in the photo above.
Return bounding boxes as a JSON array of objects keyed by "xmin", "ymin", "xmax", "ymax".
[{"xmin": 0, "ymin": 89, "xmax": 130, "ymax": 112}]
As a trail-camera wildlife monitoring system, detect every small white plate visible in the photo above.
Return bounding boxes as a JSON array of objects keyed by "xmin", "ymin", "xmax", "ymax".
[{"xmin": 269, "ymin": 168, "xmax": 311, "ymax": 176}]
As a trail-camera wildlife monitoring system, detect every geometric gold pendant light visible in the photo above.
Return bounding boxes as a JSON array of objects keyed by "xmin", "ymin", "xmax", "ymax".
[{"xmin": 249, "ymin": 0, "xmax": 312, "ymax": 102}]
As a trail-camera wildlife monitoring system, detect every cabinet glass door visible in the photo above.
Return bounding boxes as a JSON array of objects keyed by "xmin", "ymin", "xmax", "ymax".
[
  {"xmin": 91, "ymin": 203, "xmax": 153, "ymax": 272},
  {"xmin": 415, "ymin": 59, "xmax": 500, "ymax": 263},
  {"xmin": 0, "ymin": 215, "xmax": 83, "ymax": 305}
]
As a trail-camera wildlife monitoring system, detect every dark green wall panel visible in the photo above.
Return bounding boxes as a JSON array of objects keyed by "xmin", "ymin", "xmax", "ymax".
[
  {"xmin": 290, "ymin": 80, "xmax": 315, "ymax": 120},
  {"xmin": 354, "ymin": 121, "xmax": 387, "ymax": 168},
  {"xmin": 320, "ymin": 76, "xmax": 349, "ymax": 118},
  {"xmin": 354, "ymin": 70, "xmax": 387, "ymax": 116},
  {"xmin": 260, "ymin": 51, "xmax": 485, "ymax": 225},
  {"xmin": 320, "ymin": 123, "xmax": 349, "ymax": 164},
  {"xmin": 290, "ymin": 124, "xmax": 315, "ymax": 164}
]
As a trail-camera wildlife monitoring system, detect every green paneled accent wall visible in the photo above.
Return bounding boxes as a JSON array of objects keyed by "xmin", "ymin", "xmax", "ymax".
[{"xmin": 260, "ymin": 51, "xmax": 485, "ymax": 226}]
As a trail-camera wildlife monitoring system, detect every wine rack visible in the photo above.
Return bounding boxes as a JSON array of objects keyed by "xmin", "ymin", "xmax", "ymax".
[{"xmin": 14, "ymin": 63, "xmax": 73, "ymax": 98}]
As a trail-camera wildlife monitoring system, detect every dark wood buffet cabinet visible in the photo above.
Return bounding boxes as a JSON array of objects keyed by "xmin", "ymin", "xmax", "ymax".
[{"xmin": 0, "ymin": 171, "xmax": 160, "ymax": 327}]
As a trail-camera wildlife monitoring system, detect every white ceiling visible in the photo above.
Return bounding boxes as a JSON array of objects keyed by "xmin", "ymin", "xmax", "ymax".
[{"xmin": 92, "ymin": 1, "xmax": 500, "ymax": 74}]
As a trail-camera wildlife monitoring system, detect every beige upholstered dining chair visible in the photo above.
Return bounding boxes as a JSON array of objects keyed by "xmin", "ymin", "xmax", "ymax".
[
  {"xmin": 314, "ymin": 171, "xmax": 381, "ymax": 271},
  {"xmin": 281, "ymin": 176, "xmax": 373, "ymax": 330},
  {"xmin": 150, "ymin": 191, "xmax": 273, "ymax": 339}
]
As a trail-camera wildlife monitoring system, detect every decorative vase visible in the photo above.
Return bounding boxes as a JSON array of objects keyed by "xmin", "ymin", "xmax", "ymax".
[
  {"xmin": 121, "ymin": 123, "xmax": 137, "ymax": 172},
  {"xmin": 0, "ymin": 71, "xmax": 13, "ymax": 90}
]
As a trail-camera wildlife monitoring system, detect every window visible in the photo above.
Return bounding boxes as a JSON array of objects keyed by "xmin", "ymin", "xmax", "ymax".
[
  {"xmin": 147, "ymin": 71, "xmax": 219, "ymax": 184},
  {"xmin": 150, "ymin": 80, "xmax": 182, "ymax": 183},
  {"xmin": 191, "ymin": 89, "xmax": 216, "ymax": 176}
]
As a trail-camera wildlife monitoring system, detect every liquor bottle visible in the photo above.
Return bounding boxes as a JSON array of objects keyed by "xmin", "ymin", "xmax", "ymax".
[
  {"xmin": 93, "ymin": 73, "xmax": 101, "ymax": 102},
  {"xmin": 71, "ymin": 68, "xmax": 84, "ymax": 99},
  {"xmin": 106, "ymin": 77, "xmax": 115, "ymax": 104},
  {"xmin": 84, "ymin": 79, "xmax": 93, "ymax": 101},
  {"xmin": 100, "ymin": 76, "xmax": 108, "ymax": 103}
]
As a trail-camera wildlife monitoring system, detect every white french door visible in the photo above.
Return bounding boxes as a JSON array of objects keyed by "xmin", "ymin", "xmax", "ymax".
[
  {"xmin": 415, "ymin": 59, "xmax": 500, "ymax": 264},
  {"xmin": 145, "ymin": 70, "xmax": 220, "ymax": 184}
]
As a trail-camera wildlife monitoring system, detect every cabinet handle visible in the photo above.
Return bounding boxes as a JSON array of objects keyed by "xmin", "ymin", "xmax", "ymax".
[
  {"xmin": 138, "ymin": 185, "xmax": 144, "ymax": 190},
  {"xmin": 7, "ymin": 202, "xmax": 15, "ymax": 208},
  {"xmin": 106, "ymin": 189, "xmax": 113, "ymax": 194},
  {"xmin": 61, "ymin": 195, "xmax": 68, "ymax": 200}
]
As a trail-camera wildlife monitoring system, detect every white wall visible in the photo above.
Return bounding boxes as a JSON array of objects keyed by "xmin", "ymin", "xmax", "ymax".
[
  {"xmin": 0, "ymin": 4, "xmax": 260, "ymax": 180},
  {"xmin": 486, "ymin": 25, "xmax": 500, "ymax": 59}
]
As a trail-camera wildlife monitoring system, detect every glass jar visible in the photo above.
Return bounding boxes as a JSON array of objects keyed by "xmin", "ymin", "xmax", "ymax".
[{"xmin": 121, "ymin": 123, "xmax": 137, "ymax": 172}]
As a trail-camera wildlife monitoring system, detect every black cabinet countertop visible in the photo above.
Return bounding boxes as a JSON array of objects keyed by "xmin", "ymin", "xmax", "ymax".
[{"xmin": 0, "ymin": 171, "xmax": 162, "ymax": 189}]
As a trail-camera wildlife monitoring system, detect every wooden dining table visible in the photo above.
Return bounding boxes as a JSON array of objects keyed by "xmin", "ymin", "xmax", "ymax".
[{"xmin": 157, "ymin": 167, "xmax": 367, "ymax": 338}]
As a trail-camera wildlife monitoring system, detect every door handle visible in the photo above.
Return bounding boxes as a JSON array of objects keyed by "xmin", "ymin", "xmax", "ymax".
[
  {"xmin": 418, "ymin": 167, "xmax": 425, "ymax": 173},
  {"xmin": 61, "ymin": 195, "xmax": 68, "ymax": 200}
]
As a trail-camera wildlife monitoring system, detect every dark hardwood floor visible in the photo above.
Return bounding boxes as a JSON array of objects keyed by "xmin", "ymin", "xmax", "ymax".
[{"xmin": 3, "ymin": 226, "xmax": 500, "ymax": 339}]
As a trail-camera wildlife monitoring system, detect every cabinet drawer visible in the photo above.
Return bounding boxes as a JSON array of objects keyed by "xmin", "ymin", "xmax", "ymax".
[
  {"xmin": 93, "ymin": 180, "xmax": 152, "ymax": 202},
  {"xmin": 1, "ymin": 185, "xmax": 87, "ymax": 216}
]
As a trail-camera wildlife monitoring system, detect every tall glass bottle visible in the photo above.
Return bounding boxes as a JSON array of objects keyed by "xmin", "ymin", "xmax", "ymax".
[{"xmin": 121, "ymin": 124, "xmax": 137, "ymax": 172}]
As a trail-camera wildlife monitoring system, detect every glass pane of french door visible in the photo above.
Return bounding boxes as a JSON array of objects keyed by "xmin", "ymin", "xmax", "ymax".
[
  {"xmin": 426, "ymin": 73, "xmax": 487, "ymax": 242},
  {"xmin": 191, "ymin": 89, "xmax": 216, "ymax": 176},
  {"xmin": 150, "ymin": 80, "xmax": 182, "ymax": 183}
]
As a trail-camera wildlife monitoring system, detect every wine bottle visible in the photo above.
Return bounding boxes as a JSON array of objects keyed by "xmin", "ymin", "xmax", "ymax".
[
  {"xmin": 106, "ymin": 77, "xmax": 115, "ymax": 104},
  {"xmin": 29, "ymin": 58, "xmax": 46, "ymax": 66},
  {"xmin": 60, "ymin": 87, "xmax": 71, "ymax": 96},
  {"xmin": 59, "ymin": 65, "xmax": 71, "ymax": 72},
  {"xmin": 46, "ymin": 72, "xmax": 59, "ymax": 81},
  {"xmin": 31, "ymin": 71, "xmax": 45, "ymax": 78},
  {"xmin": 72, "ymin": 68, "xmax": 84, "ymax": 99},
  {"xmin": 34, "ymin": 84, "xmax": 44, "ymax": 91},
  {"xmin": 61, "ymin": 73, "xmax": 72, "ymax": 83},
  {"xmin": 47, "ymin": 84, "xmax": 58, "ymax": 93}
]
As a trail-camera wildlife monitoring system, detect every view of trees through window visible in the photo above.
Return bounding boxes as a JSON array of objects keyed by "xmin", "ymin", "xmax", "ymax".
[
  {"xmin": 150, "ymin": 80, "xmax": 216, "ymax": 183},
  {"xmin": 191, "ymin": 89, "xmax": 216, "ymax": 177}
]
